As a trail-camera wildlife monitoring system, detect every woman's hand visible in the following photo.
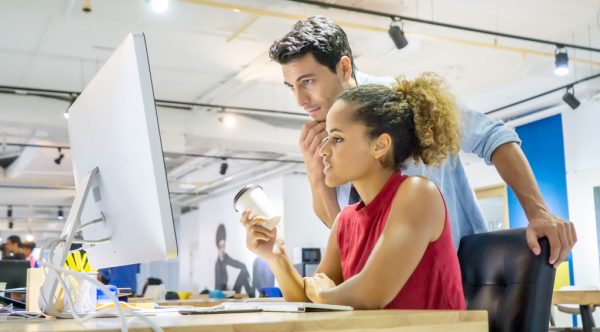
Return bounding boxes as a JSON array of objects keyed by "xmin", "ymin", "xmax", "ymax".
[
  {"xmin": 304, "ymin": 272, "xmax": 336, "ymax": 303},
  {"xmin": 240, "ymin": 209, "xmax": 281, "ymax": 261}
]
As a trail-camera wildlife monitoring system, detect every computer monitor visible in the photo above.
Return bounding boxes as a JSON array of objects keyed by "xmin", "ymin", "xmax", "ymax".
[
  {"xmin": 0, "ymin": 260, "xmax": 29, "ymax": 289},
  {"xmin": 39, "ymin": 32, "xmax": 178, "ymax": 316}
]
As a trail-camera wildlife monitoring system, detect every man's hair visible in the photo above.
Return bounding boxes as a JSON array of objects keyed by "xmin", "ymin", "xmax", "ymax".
[
  {"xmin": 269, "ymin": 16, "xmax": 355, "ymax": 78},
  {"xmin": 7, "ymin": 235, "xmax": 21, "ymax": 245}
]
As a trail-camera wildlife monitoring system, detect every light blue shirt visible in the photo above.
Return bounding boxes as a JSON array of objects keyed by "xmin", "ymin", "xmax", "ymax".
[{"xmin": 336, "ymin": 72, "xmax": 521, "ymax": 248}]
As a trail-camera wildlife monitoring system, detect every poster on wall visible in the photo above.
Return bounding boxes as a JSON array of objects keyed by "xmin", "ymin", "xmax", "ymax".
[{"xmin": 214, "ymin": 224, "xmax": 275, "ymax": 297}]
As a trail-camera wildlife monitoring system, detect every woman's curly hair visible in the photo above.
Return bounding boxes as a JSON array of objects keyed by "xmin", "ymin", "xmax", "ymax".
[{"xmin": 336, "ymin": 73, "xmax": 460, "ymax": 169}]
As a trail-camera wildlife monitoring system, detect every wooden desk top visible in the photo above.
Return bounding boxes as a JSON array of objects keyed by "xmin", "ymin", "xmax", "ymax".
[
  {"xmin": 2, "ymin": 309, "xmax": 488, "ymax": 332},
  {"xmin": 553, "ymin": 290, "xmax": 600, "ymax": 305}
]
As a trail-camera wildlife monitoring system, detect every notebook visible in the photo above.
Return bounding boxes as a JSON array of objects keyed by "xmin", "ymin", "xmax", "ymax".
[
  {"xmin": 178, "ymin": 302, "xmax": 353, "ymax": 315},
  {"xmin": 247, "ymin": 301, "xmax": 353, "ymax": 313}
]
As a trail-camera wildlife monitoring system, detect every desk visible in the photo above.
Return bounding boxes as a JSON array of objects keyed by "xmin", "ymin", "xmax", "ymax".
[
  {"xmin": 553, "ymin": 290, "xmax": 600, "ymax": 332},
  {"xmin": 2, "ymin": 309, "xmax": 488, "ymax": 331}
]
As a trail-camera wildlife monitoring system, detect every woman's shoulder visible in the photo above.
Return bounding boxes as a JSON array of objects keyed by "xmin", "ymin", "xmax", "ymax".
[
  {"xmin": 389, "ymin": 175, "xmax": 445, "ymax": 227},
  {"xmin": 397, "ymin": 175, "xmax": 441, "ymax": 198}
]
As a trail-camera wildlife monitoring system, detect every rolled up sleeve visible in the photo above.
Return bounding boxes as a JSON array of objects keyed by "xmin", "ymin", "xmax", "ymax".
[{"xmin": 459, "ymin": 105, "xmax": 521, "ymax": 165}]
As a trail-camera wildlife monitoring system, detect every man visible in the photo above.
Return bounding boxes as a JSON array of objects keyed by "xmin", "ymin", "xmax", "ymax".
[
  {"xmin": 268, "ymin": 16, "xmax": 576, "ymax": 268},
  {"xmin": 18, "ymin": 241, "xmax": 36, "ymax": 266},
  {"xmin": 5, "ymin": 235, "xmax": 22, "ymax": 257}
]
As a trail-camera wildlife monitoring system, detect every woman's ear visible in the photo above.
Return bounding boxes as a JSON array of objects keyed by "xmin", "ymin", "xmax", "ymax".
[{"xmin": 371, "ymin": 133, "xmax": 392, "ymax": 161}]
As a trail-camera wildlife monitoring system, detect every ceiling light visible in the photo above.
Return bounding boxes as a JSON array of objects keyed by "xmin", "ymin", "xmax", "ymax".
[
  {"xmin": 63, "ymin": 110, "xmax": 70, "ymax": 119},
  {"xmin": 562, "ymin": 86, "xmax": 580, "ymax": 109},
  {"xmin": 54, "ymin": 148, "xmax": 64, "ymax": 165},
  {"xmin": 58, "ymin": 206, "xmax": 64, "ymax": 220},
  {"xmin": 219, "ymin": 158, "xmax": 229, "ymax": 175},
  {"xmin": 389, "ymin": 18, "xmax": 408, "ymax": 50},
  {"xmin": 554, "ymin": 46, "xmax": 569, "ymax": 76},
  {"xmin": 7, "ymin": 205, "xmax": 12, "ymax": 219},
  {"xmin": 149, "ymin": 0, "xmax": 168, "ymax": 13},
  {"xmin": 25, "ymin": 234, "xmax": 34, "ymax": 242},
  {"xmin": 219, "ymin": 114, "xmax": 236, "ymax": 128}
]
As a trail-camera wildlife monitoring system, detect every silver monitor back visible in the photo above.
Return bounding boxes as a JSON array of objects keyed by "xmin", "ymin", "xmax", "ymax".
[{"xmin": 67, "ymin": 32, "xmax": 177, "ymax": 268}]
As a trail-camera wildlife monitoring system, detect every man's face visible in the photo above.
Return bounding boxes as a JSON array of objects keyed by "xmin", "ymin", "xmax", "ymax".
[
  {"xmin": 6, "ymin": 240, "xmax": 18, "ymax": 253},
  {"xmin": 281, "ymin": 53, "xmax": 346, "ymax": 122}
]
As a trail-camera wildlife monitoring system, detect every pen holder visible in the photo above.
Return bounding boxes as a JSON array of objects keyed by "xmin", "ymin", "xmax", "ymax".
[{"xmin": 63, "ymin": 272, "xmax": 97, "ymax": 314}]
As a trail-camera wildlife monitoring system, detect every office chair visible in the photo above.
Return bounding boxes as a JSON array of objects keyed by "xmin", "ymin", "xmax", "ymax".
[{"xmin": 458, "ymin": 228, "xmax": 556, "ymax": 332}]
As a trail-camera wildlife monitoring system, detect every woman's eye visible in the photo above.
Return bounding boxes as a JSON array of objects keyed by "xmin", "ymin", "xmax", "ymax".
[{"xmin": 333, "ymin": 137, "xmax": 343, "ymax": 143}]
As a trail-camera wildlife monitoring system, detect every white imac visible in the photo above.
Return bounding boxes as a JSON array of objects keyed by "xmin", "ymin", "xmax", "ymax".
[{"xmin": 39, "ymin": 32, "xmax": 178, "ymax": 316}]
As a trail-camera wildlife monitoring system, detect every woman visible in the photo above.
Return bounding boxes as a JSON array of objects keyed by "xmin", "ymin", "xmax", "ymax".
[{"xmin": 241, "ymin": 73, "xmax": 464, "ymax": 309}]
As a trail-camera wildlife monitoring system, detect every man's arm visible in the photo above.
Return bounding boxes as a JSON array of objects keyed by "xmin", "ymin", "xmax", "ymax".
[
  {"xmin": 299, "ymin": 122, "xmax": 340, "ymax": 228},
  {"xmin": 460, "ymin": 107, "xmax": 577, "ymax": 267},
  {"xmin": 491, "ymin": 142, "xmax": 576, "ymax": 267}
]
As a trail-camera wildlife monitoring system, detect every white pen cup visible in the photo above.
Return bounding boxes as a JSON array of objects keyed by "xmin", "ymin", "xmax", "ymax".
[{"xmin": 234, "ymin": 184, "xmax": 281, "ymax": 230}]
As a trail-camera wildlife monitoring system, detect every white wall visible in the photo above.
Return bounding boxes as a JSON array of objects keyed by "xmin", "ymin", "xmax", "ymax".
[
  {"xmin": 561, "ymin": 100, "xmax": 600, "ymax": 326},
  {"xmin": 176, "ymin": 173, "xmax": 329, "ymax": 294}
]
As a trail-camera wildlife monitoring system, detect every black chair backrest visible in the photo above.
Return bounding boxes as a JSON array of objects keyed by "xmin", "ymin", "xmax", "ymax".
[{"xmin": 458, "ymin": 228, "xmax": 556, "ymax": 332}]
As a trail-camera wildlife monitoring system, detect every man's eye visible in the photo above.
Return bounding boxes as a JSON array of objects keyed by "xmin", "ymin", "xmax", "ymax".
[{"xmin": 303, "ymin": 79, "xmax": 315, "ymax": 86}]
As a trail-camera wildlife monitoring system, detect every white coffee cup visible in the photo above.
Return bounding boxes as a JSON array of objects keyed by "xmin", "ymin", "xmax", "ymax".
[{"xmin": 234, "ymin": 184, "xmax": 281, "ymax": 230}]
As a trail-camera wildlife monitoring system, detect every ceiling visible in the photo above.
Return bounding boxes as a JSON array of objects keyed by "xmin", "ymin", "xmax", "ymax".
[{"xmin": 0, "ymin": 0, "xmax": 599, "ymax": 238}]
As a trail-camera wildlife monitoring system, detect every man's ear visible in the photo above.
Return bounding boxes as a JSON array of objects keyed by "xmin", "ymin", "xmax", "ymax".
[
  {"xmin": 372, "ymin": 133, "xmax": 392, "ymax": 161},
  {"xmin": 338, "ymin": 55, "xmax": 353, "ymax": 82}
]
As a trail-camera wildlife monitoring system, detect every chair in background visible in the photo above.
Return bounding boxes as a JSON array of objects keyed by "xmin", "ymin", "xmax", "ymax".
[{"xmin": 458, "ymin": 228, "xmax": 556, "ymax": 332}]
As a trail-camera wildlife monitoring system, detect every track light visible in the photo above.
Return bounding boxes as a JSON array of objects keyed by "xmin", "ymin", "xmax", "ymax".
[
  {"xmin": 554, "ymin": 46, "xmax": 569, "ymax": 76},
  {"xmin": 219, "ymin": 114, "xmax": 236, "ymax": 129},
  {"xmin": 58, "ymin": 206, "xmax": 64, "ymax": 220},
  {"xmin": 148, "ymin": 0, "xmax": 168, "ymax": 13},
  {"xmin": 562, "ymin": 86, "xmax": 580, "ymax": 109},
  {"xmin": 219, "ymin": 158, "xmax": 228, "ymax": 175},
  {"xmin": 388, "ymin": 18, "xmax": 408, "ymax": 50},
  {"xmin": 54, "ymin": 147, "xmax": 64, "ymax": 165},
  {"xmin": 7, "ymin": 205, "xmax": 12, "ymax": 219}
]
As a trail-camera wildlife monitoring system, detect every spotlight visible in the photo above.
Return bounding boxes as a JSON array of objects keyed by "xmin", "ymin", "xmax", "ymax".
[
  {"xmin": 58, "ymin": 206, "xmax": 64, "ymax": 220},
  {"xmin": 219, "ymin": 114, "xmax": 236, "ymax": 128},
  {"xmin": 25, "ymin": 234, "xmax": 34, "ymax": 242},
  {"xmin": 554, "ymin": 46, "xmax": 569, "ymax": 76},
  {"xmin": 149, "ymin": 0, "xmax": 168, "ymax": 13},
  {"xmin": 388, "ymin": 18, "xmax": 408, "ymax": 50},
  {"xmin": 54, "ymin": 147, "xmax": 64, "ymax": 165},
  {"xmin": 219, "ymin": 158, "xmax": 229, "ymax": 175},
  {"xmin": 562, "ymin": 86, "xmax": 580, "ymax": 110},
  {"xmin": 63, "ymin": 110, "xmax": 70, "ymax": 119},
  {"xmin": 7, "ymin": 205, "xmax": 12, "ymax": 219},
  {"xmin": 8, "ymin": 221, "xmax": 13, "ymax": 229}
]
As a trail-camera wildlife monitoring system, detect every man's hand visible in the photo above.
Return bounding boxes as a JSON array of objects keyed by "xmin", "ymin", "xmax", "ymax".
[
  {"xmin": 304, "ymin": 272, "xmax": 336, "ymax": 304},
  {"xmin": 525, "ymin": 210, "xmax": 577, "ymax": 268},
  {"xmin": 299, "ymin": 121, "xmax": 327, "ymax": 183}
]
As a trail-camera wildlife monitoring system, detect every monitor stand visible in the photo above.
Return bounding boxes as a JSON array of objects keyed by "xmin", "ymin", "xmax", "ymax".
[{"xmin": 38, "ymin": 167, "xmax": 104, "ymax": 318}]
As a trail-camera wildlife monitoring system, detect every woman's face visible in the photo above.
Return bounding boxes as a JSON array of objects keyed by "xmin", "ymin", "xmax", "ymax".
[{"xmin": 318, "ymin": 100, "xmax": 378, "ymax": 187}]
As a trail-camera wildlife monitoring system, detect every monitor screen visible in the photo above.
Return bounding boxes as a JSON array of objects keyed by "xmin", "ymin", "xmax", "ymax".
[{"xmin": 66, "ymin": 32, "xmax": 178, "ymax": 269}]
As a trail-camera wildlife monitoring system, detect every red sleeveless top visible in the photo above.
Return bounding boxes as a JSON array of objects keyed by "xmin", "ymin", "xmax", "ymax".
[{"xmin": 337, "ymin": 173, "xmax": 465, "ymax": 309}]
